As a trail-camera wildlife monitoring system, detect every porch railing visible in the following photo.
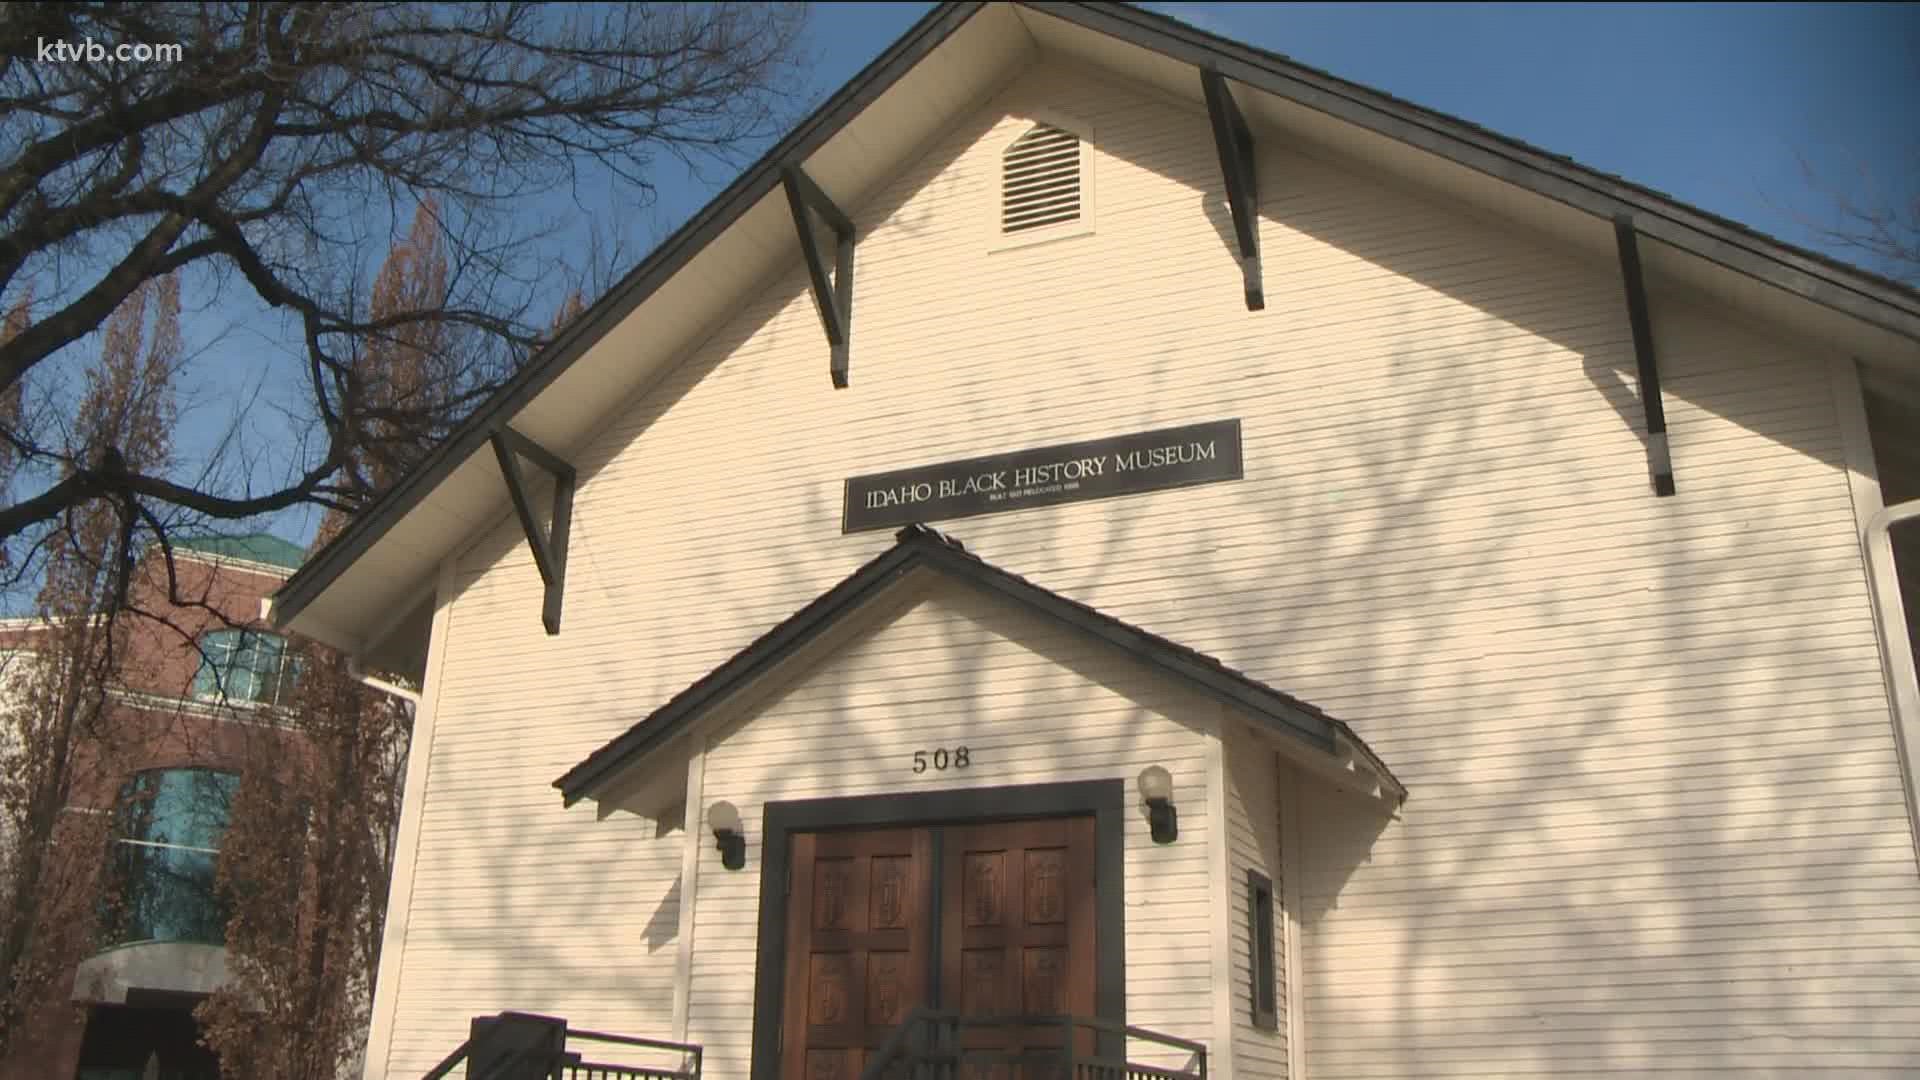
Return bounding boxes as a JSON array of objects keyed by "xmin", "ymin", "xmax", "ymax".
[
  {"xmin": 859, "ymin": 1010, "xmax": 1207, "ymax": 1080},
  {"xmin": 421, "ymin": 1012, "xmax": 702, "ymax": 1080}
]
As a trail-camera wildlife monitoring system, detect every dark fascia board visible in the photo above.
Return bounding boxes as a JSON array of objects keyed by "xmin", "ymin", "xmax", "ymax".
[
  {"xmin": 921, "ymin": 527, "xmax": 1400, "ymax": 792},
  {"xmin": 554, "ymin": 524, "xmax": 1399, "ymax": 806},
  {"xmin": 278, "ymin": 0, "xmax": 1920, "ymax": 638},
  {"xmin": 555, "ymin": 539, "xmax": 923, "ymax": 804},
  {"xmin": 1037, "ymin": 2, "xmax": 1920, "ymax": 339},
  {"xmin": 268, "ymin": 2, "xmax": 989, "ymax": 633}
]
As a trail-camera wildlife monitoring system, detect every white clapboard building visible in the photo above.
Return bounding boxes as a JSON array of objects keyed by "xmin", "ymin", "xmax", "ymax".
[{"xmin": 271, "ymin": 4, "xmax": 1920, "ymax": 1078}]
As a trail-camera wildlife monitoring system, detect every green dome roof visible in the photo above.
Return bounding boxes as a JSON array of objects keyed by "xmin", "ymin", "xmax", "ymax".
[{"xmin": 169, "ymin": 533, "xmax": 306, "ymax": 571}]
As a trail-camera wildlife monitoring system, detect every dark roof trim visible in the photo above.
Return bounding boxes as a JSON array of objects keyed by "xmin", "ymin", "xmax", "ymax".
[
  {"xmin": 558, "ymin": 539, "xmax": 922, "ymax": 804},
  {"xmin": 269, "ymin": 2, "xmax": 989, "ymax": 632},
  {"xmin": 554, "ymin": 524, "xmax": 1402, "ymax": 806},
  {"xmin": 277, "ymin": 0, "xmax": 1920, "ymax": 637},
  {"xmin": 1048, "ymin": 1, "xmax": 1920, "ymax": 338}
]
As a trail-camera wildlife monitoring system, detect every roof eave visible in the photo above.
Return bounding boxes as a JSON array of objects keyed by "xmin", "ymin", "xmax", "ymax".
[
  {"xmin": 1027, "ymin": 2, "xmax": 1920, "ymax": 340},
  {"xmin": 270, "ymin": 1, "xmax": 996, "ymax": 642},
  {"xmin": 275, "ymin": 0, "xmax": 1920, "ymax": 653}
]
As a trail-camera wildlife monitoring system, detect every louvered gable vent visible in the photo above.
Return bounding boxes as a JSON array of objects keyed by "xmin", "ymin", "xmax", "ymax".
[{"xmin": 1001, "ymin": 123, "xmax": 1081, "ymax": 234}]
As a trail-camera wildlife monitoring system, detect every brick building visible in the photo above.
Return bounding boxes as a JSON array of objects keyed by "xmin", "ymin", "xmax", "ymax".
[{"xmin": 0, "ymin": 535, "xmax": 306, "ymax": 1080}]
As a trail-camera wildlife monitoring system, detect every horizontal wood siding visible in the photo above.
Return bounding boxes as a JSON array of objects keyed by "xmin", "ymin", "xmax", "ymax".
[
  {"xmin": 379, "ymin": 568, "xmax": 688, "ymax": 1075},
  {"xmin": 691, "ymin": 582, "xmax": 1214, "ymax": 1078},
  {"xmin": 376, "ymin": 60, "xmax": 1920, "ymax": 1078},
  {"xmin": 1224, "ymin": 726, "xmax": 1287, "ymax": 1079}
]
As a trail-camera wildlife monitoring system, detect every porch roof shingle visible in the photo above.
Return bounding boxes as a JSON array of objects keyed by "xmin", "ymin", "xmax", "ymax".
[{"xmin": 555, "ymin": 523, "xmax": 1403, "ymax": 808}]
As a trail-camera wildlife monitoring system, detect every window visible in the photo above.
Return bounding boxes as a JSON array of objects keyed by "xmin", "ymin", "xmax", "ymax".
[
  {"xmin": 190, "ymin": 630, "xmax": 298, "ymax": 706},
  {"xmin": 1247, "ymin": 869, "xmax": 1278, "ymax": 1030},
  {"xmin": 1001, "ymin": 122, "xmax": 1083, "ymax": 235},
  {"xmin": 106, "ymin": 769, "xmax": 239, "ymax": 947}
]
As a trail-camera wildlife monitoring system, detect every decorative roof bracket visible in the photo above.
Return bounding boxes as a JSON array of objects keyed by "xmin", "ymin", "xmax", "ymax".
[
  {"xmin": 1202, "ymin": 67, "xmax": 1262, "ymax": 311},
  {"xmin": 1613, "ymin": 217, "xmax": 1677, "ymax": 496},
  {"xmin": 781, "ymin": 164, "xmax": 856, "ymax": 388},
  {"xmin": 490, "ymin": 425, "xmax": 576, "ymax": 634}
]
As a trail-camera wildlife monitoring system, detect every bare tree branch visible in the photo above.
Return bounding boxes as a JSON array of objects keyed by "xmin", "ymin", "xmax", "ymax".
[
  {"xmin": 0, "ymin": 1, "xmax": 809, "ymax": 574},
  {"xmin": 1795, "ymin": 145, "xmax": 1920, "ymax": 287}
]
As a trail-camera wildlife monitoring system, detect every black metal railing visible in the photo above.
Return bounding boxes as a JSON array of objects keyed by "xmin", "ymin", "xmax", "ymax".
[
  {"xmin": 558, "ymin": 1027, "xmax": 703, "ymax": 1080},
  {"xmin": 859, "ymin": 1010, "xmax": 1207, "ymax": 1080},
  {"xmin": 421, "ymin": 1012, "xmax": 702, "ymax": 1080}
]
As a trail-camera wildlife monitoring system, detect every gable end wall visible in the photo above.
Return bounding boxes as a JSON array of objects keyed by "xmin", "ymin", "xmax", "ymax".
[{"xmin": 374, "ymin": 60, "xmax": 1920, "ymax": 1079}]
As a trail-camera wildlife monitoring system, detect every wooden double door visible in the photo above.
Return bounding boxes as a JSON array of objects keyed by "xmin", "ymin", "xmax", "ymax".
[{"xmin": 780, "ymin": 816, "xmax": 1098, "ymax": 1080}]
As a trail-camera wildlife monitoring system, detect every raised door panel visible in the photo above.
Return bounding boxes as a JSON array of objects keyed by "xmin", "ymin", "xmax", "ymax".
[
  {"xmin": 941, "ymin": 816, "xmax": 1097, "ymax": 1067},
  {"xmin": 782, "ymin": 829, "xmax": 934, "ymax": 1080}
]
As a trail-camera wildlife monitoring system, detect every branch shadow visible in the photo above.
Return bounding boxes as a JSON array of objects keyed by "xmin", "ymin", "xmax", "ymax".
[{"xmin": 378, "ymin": 50, "xmax": 1912, "ymax": 1080}]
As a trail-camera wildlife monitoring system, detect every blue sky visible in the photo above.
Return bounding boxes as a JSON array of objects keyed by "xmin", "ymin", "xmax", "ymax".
[
  {"xmin": 800, "ymin": 2, "xmax": 1918, "ymax": 269},
  {"xmin": 1140, "ymin": 2, "xmax": 1918, "ymax": 259},
  {"xmin": 497, "ymin": 2, "xmax": 1919, "ymax": 286},
  {"xmin": 122, "ymin": 3, "xmax": 1920, "ymax": 552}
]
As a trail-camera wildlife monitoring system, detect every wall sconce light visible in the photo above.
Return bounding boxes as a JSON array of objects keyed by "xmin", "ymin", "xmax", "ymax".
[
  {"xmin": 1138, "ymin": 765, "xmax": 1178, "ymax": 844},
  {"xmin": 708, "ymin": 800, "xmax": 745, "ymax": 870}
]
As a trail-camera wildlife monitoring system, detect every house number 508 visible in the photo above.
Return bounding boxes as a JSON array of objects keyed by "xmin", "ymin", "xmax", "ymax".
[{"xmin": 912, "ymin": 747, "xmax": 971, "ymax": 773}]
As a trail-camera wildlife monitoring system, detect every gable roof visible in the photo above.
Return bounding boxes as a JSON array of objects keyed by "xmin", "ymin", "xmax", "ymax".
[
  {"xmin": 554, "ymin": 524, "xmax": 1404, "ymax": 808},
  {"xmin": 271, "ymin": 1, "xmax": 1920, "ymax": 665}
]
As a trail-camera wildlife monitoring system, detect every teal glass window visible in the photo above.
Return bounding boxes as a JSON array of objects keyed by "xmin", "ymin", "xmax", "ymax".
[
  {"xmin": 107, "ymin": 769, "xmax": 239, "ymax": 947},
  {"xmin": 189, "ymin": 630, "xmax": 298, "ymax": 706}
]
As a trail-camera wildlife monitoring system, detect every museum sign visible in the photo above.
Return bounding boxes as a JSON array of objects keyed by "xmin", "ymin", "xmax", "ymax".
[{"xmin": 843, "ymin": 419, "xmax": 1242, "ymax": 532}]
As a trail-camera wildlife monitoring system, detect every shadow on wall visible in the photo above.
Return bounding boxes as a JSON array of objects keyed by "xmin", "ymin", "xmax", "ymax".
[
  {"xmin": 1293, "ymin": 779, "xmax": 1397, "ymax": 934},
  {"xmin": 644, "ymin": 876, "xmax": 680, "ymax": 956},
  {"xmin": 404, "ymin": 53, "xmax": 1908, "ymax": 1075}
]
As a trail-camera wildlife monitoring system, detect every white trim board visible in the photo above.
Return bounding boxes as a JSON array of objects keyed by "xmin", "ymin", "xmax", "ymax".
[
  {"xmin": 1278, "ymin": 760, "xmax": 1306, "ymax": 1080},
  {"xmin": 1206, "ymin": 710, "xmax": 1236, "ymax": 1080},
  {"xmin": 672, "ymin": 734, "xmax": 707, "ymax": 1045},
  {"xmin": 360, "ymin": 559, "xmax": 456, "ymax": 1080}
]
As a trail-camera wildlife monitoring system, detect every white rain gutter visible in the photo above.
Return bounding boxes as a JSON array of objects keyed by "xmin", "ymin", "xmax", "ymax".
[{"xmin": 1862, "ymin": 498, "xmax": 1920, "ymax": 873}]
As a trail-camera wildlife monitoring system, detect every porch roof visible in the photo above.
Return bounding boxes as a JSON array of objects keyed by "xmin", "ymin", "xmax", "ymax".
[{"xmin": 554, "ymin": 523, "xmax": 1404, "ymax": 810}]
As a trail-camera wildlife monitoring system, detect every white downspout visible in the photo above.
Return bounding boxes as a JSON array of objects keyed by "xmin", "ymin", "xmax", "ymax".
[
  {"xmin": 349, "ymin": 659, "xmax": 422, "ymax": 707},
  {"xmin": 1862, "ymin": 499, "xmax": 1920, "ymax": 874},
  {"xmin": 261, "ymin": 596, "xmax": 423, "ymax": 708}
]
